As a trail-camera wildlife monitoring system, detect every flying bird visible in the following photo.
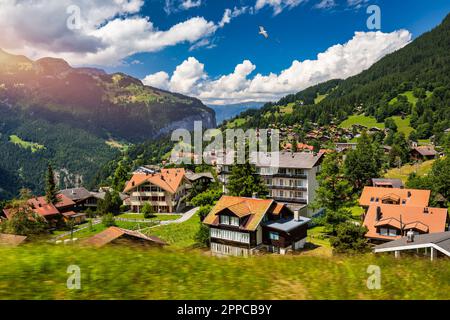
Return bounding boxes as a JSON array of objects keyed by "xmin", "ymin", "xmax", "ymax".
[{"xmin": 259, "ymin": 26, "xmax": 269, "ymax": 39}]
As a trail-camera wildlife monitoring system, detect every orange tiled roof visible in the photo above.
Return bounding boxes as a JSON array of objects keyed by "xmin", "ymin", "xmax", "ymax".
[
  {"xmin": 0, "ymin": 234, "xmax": 27, "ymax": 246},
  {"xmin": 203, "ymin": 196, "xmax": 277, "ymax": 231},
  {"xmin": 364, "ymin": 204, "xmax": 448, "ymax": 240},
  {"xmin": 83, "ymin": 227, "xmax": 167, "ymax": 247},
  {"xmin": 359, "ymin": 187, "xmax": 430, "ymax": 207},
  {"xmin": 123, "ymin": 168, "xmax": 186, "ymax": 194}
]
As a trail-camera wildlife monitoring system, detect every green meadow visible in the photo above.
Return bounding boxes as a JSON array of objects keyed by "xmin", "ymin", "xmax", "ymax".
[
  {"xmin": 0, "ymin": 245, "xmax": 448, "ymax": 300},
  {"xmin": 9, "ymin": 135, "xmax": 46, "ymax": 153}
]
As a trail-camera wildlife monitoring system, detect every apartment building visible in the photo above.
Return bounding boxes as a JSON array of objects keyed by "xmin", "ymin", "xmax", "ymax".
[
  {"xmin": 250, "ymin": 152, "xmax": 324, "ymax": 216},
  {"xmin": 123, "ymin": 168, "xmax": 190, "ymax": 213}
]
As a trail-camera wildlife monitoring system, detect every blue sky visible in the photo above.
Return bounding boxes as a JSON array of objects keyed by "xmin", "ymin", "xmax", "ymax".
[
  {"xmin": 116, "ymin": 0, "xmax": 450, "ymax": 79},
  {"xmin": 1, "ymin": 0, "xmax": 449, "ymax": 104}
]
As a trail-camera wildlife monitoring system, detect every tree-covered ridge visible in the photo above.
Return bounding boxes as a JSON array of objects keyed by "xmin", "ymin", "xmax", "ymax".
[
  {"xmin": 223, "ymin": 13, "xmax": 450, "ymax": 144},
  {"xmin": 0, "ymin": 49, "xmax": 216, "ymax": 142},
  {"xmin": 0, "ymin": 106, "xmax": 118, "ymax": 199}
]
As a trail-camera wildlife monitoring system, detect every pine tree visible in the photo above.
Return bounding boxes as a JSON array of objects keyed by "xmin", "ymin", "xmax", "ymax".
[
  {"xmin": 227, "ymin": 162, "xmax": 268, "ymax": 198},
  {"xmin": 314, "ymin": 152, "xmax": 353, "ymax": 212},
  {"xmin": 45, "ymin": 164, "xmax": 59, "ymax": 204},
  {"xmin": 344, "ymin": 132, "xmax": 384, "ymax": 191}
]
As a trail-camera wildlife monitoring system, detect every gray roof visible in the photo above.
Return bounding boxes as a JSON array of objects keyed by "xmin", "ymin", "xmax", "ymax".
[
  {"xmin": 185, "ymin": 171, "xmax": 214, "ymax": 182},
  {"xmin": 263, "ymin": 217, "xmax": 311, "ymax": 232},
  {"xmin": 250, "ymin": 152, "xmax": 323, "ymax": 169},
  {"xmin": 91, "ymin": 192, "xmax": 128, "ymax": 201},
  {"xmin": 372, "ymin": 178, "xmax": 404, "ymax": 189},
  {"xmin": 374, "ymin": 231, "xmax": 450, "ymax": 256},
  {"xmin": 59, "ymin": 187, "xmax": 93, "ymax": 201}
]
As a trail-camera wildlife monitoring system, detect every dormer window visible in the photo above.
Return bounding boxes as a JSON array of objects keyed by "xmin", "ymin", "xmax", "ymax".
[{"xmin": 219, "ymin": 215, "xmax": 240, "ymax": 227}]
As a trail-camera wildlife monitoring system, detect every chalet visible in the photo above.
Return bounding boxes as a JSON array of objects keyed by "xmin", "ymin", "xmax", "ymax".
[
  {"xmin": 363, "ymin": 204, "xmax": 448, "ymax": 243},
  {"xmin": 123, "ymin": 168, "xmax": 190, "ymax": 213},
  {"xmin": 360, "ymin": 186, "xmax": 448, "ymax": 243},
  {"xmin": 374, "ymin": 231, "xmax": 450, "ymax": 260},
  {"xmin": 371, "ymin": 178, "xmax": 404, "ymax": 189},
  {"xmin": 411, "ymin": 146, "xmax": 437, "ymax": 161},
  {"xmin": 335, "ymin": 142, "xmax": 357, "ymax": 153},
  {"xmin": 59, "ymin": 187, "xmax": 100, "ymax": 212},
  {"xmin": 83, "ymin": 227, "xmax": 167, "ymax": 248},
  {"xmin": 250, "ymin": 151, "xmax": 324, "ymax": 215},
  {"xmin": 185, "ymin": 171, "xmax": 215, "ymax": 185},
  {"xmin": 203, "ymin": 196, "xmax": 310, "ymax": 257}
]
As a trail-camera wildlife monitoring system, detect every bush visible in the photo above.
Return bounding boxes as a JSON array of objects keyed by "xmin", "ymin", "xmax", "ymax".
[
  {"xmin": 330, "ymin": 222, "xmax": 369, "ymax": 253},
  {"xmin": 102, "ymin": 213, "xmax": 116, "ymax": 228},
  {"xmin": 141, "ymin": 203, "xmax": 156, "ymax": 219}
]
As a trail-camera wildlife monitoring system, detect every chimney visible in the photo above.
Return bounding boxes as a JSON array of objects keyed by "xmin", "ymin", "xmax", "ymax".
[
  {"xmin": 252, "ymin": 192, "xmax": 258, "ymax": 199},
  {"xmin": 406, "ymin": 230, "xmax": 415, "ymax": 243},
  {"xmin": 376, "ymin": 206, "xmax": 382, "ymax": 221},
  {"xmin": 407, "ymin": 191, "xmax": 411, "ymax": 198},
  {"xmin": 294, "ymin": 210, "xmax": 300, "ymax": 222}
]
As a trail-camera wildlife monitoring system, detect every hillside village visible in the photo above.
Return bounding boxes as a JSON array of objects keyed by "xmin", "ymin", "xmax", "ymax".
[{"xmin": 1, "ymin": 128, "xmax": 449, "ymax": 261}]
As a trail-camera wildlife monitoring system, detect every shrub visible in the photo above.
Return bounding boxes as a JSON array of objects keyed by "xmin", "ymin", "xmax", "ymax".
[{"xmin": 102, "ymin": 213, "xmax": 116, "ymax": 228}]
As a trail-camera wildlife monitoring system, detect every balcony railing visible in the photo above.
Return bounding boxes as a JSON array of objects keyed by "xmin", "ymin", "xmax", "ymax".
[
  {"xmin": 268, "ymin": 185, "xmax": 307, "ymax": 191},
  {"xmin": 259, "ymin": 172, "xmax": 308, "ymax": 179},
  {"xmin": 131, "ymin": 192, "xmax": 165, "ymax": 197},
  {"xmin": 271, "ymin": 196, "xmax": 308, "ymax": 204}
]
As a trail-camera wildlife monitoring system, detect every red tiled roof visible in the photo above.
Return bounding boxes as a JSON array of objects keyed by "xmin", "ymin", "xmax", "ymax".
[{"xmin": 27, "ymin": 197, "xmax": 60, "ymax": 217}]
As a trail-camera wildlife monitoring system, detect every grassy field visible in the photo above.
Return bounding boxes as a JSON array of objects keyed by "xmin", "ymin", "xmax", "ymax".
[
  {"xmin": 314, "ymin": 93, "xmax": 328, "ymax": 104},
  {"xmin": 58, "ymin": 220, "xmax": 157, "ymax": 240},
  {"xmin": 340, "ymin": 115, "xmax": 413, "ymax": 136},
  {"xmin": 226, "ymin": 117, "xmax": 248, "ymax": 129},
  {"xmin": 0, "ymin": 245, "xmax": 448, "ymax": 300},
  {"xmin": 143, "ymin": 211, "xmax": 201, "ymax": 248},
  {"xmin": 9, "ymin": 135, "xmax": 46, "ymax": 152},
  {"xmin": 384, "ymin": 159, "xmax": 435, "ymax": 183}
]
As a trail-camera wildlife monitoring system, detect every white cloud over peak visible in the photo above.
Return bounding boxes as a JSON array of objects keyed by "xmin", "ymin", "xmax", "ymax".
[{"xmin": 143, "ymin": 30, "xmax": 412, "ymax": 104}]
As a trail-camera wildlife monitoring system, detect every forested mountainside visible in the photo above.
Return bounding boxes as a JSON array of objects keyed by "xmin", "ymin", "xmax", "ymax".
[
  {"xmin": 225, "ymin": 13, "xmax": 450, "ymax": 144},
  {"xmin": 0, "ymin": 50, "xmax": 216, "ymax": 199}
]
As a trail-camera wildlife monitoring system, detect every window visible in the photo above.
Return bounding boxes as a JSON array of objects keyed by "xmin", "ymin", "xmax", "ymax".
[
  {"xmin": 230, "ymin": 217, "xmax": 240, "ymax": 227},
  {"xmin": 220, "ymin": 215, "xmax": 230, "ymax": 225},
  {"xmin": 269, "ymin": 232, "xmax": 279, "ymax": 241},
  {"xmin": 210, "ymin": 228, "xmax": 250, "ymax": 244}
]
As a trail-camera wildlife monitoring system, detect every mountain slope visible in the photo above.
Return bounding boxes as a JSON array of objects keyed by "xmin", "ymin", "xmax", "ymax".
[
  {"xmin": 226, "ymin": 13, "xmax": 450, "ymax": 142},
  {"xmin": 0, "ymin": 50, "xmax": 216, "ymax": 199}
]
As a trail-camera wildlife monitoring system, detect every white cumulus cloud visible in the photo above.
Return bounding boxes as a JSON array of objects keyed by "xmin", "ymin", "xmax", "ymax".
[
  {"xmin": 0, "ymin": 0, "xmax": 223, "ymax": 66},
  {"xmin": 143, "ymin": 30, "xmax": 412, "ymax": 104}
]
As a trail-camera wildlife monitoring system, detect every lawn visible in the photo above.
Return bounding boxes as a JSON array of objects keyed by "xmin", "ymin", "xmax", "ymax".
[
  {"xmin": 9, "ymin": 135, "xmax": 46, "ymax": 153},
  {"xmin": 0, "ymin": 245, "xmax": 449, "ymax": 300},
  {"xmin": 58, "ymin": 220, "xmax": 157, "ymax": 240},
  {"xmin": 117, "ymin": 213, "xmax": 182, "ymax": 221},
  {"xmin": 384, "ymin": 159, "xmax": 435, "ymax": 183},
  {"xmin": 143, "ymin": 211, "xmax": 201, "ymax": 248}
]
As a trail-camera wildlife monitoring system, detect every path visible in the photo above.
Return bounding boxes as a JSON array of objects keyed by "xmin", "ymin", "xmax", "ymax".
[
  {"xmin": 140, "ymin": 207, "xmax": 199, "ymax": 231},
  {"xmin": 53, "ymin": 218, "xmax": 101, "ymax": 240}
]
